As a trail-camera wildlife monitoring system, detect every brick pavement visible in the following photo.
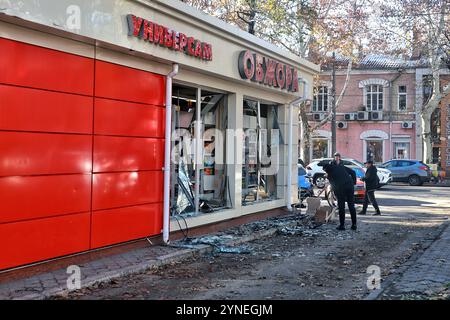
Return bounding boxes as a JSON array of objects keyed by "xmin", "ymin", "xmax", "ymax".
[
  {"xmin": 379, "ymin": 222, "xmax": 450, "ymax": 298},
  {"xmin": 0, "ymin": 244, "xmax": 209, "ymax": 300}
]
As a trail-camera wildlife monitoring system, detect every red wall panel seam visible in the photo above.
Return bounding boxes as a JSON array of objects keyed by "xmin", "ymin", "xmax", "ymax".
[
  {"xmin": 0, "ymin": 37, "xmax": 94, "ymax": 61},
  {"xmin": 0, "ymin": 129, "xmax": 92, "ymax": 136},
  {"xmin": 89, "ymin": 47, "xmax": 97, "ymax": 250},
  {"xmin": 93, "ymin": 95, "xmax": 165, "ymax": 107},
  {"xmin": 0, "ymin": 173, "xmax": 92, "ymax": 179},
  {"xmin": 92, "ymin": 202, "xmax": 164, "ymax": 213},
  {"xmin": 0, "ymin": 210, "xmax": 92, "ymax": 226},
  {"xmin": 0, "ymin": 82, "xmax": 94, "ymax": 98},
  {"xmin": 94, "ymin": 59, "xmax": 165, "ymax": 79}
]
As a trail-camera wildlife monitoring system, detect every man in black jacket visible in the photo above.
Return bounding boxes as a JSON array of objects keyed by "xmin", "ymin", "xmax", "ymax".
[
  {"xmin": 359, "ymin": 160, "xmax": 381, "ymax": 216},
  {"xmin": 331, "ymin": 152, "xmax": 343, "ymax": 166},
  {"xmin": 319, "ymin": 160, "xmax": 358, "ymax": 231}
]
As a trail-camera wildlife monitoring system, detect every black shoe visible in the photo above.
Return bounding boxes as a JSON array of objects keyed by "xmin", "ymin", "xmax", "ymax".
[
  {"xmin": 373, "ymin": 212, "xmax": 381, "ymax": 216},
  {"xmin": 358, "ymin": 211, "xmax": 366, "ymax": 215},
  {"xmin": 336, "ymin": 225, "xmax": 345, "ymax": 231},
  {"xmin": 351, "ymin": 225, "xmax": 357, "ymax": 231}
]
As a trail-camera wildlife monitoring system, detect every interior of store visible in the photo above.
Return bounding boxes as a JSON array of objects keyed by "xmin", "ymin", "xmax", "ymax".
[{"xmin": 170, "ymin": 85, "xmax": 282, "ymax": 217}]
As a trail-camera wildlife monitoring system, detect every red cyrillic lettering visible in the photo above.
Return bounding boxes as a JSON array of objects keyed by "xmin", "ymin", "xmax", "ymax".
[
  {"xmin": 276, "ymin": 63, "xmax": 286, "ymax": 89},
  {"xmin": 202, "ymin": 43, "xmax": 212, "ymax": 61},
  {"xmin": 292, "ymin": 68, "xmax": 299, "ymax": 92},
  {"xmin": 127, "ymin": 15, "xmax": 143, "ymax": 37},
  {"xmin": 238, "ymin": 50, "xmax": 255, "ymax": 80},
  {"xmin": 142, "ymin": 20, "xmax": 154, "ymax": 42},
  {"xmin": 264, "ymin": 58, "xmax": 277, "ymax": 87},
  {"xmin": 253, "ymin": 54, "xmax": 264, "ymax": 83},
  {"xmin": 179, "ymin": 33, "xmax": 188, "ymax": 52}
]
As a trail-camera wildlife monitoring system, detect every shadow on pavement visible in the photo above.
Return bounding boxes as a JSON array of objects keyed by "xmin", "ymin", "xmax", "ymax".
[{"xmin": 375, "ymin": 198, "xmax": 436, "ymax": 207}]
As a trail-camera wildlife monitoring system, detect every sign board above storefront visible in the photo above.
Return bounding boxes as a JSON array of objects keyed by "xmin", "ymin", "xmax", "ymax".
[
  {"xmin": 127, "ymin": 14, "xmax": 213, "ymax": 61},
  {"xmin": 238, "ymin": 50, "xmax": 299, "ymax": 93}
]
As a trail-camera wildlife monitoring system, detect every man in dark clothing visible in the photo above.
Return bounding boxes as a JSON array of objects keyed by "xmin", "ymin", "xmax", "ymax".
[
  {"xmin": 319, "ymin": 160, "xmax": 358, "ymax": 231},
  {"xmin": 358, "ymin": 160, "xmax": 381, "ymax": 216},
  {"xmin": 331, "ymin": 152, "xmax": 343, "ymax": 166}
]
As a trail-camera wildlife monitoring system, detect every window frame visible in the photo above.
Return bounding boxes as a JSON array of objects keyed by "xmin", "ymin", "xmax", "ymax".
[
  {"xmin": 312, "ymin": 86, "xmax": 329, "ymax": 112},
  {"xmin": 398, "ymin": 85, "xmax": 407, "ymax": 112},
  {"xmin": 365, "ymin": 84, "xmax": 384, "ymax": 111}
]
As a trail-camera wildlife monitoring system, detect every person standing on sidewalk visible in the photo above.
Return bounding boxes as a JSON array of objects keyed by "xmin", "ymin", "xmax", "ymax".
[
  {"xmin": 331, "ymin": 152, "xmax": 343, "ymax": 166},
  {"xmin": 319, "ymin": 160, "xmax": 358, "ymax": 231},
  {"xmin": 358, "ymin": 160, "xmax": 381, "ymax": 216}
]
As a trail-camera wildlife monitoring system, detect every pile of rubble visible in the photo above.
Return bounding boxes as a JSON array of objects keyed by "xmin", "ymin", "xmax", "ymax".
[{"xmin": 173, "ymin": 212, "xmax": 356, "ymax": 255}]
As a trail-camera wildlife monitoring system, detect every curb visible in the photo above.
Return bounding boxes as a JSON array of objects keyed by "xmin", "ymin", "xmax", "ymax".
[
  {"xmin": 16, "ymin": 244, "xmax": 213, "ymax": 300},
  {"xmin": 15, "ymin": 215, "xmax": 302, "ymax": 300},
  {"xmin": 364, "ymin": 221, "xmax": 450, "ymax": 300}
]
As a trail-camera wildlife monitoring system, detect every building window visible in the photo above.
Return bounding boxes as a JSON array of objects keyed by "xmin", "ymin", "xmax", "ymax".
[
  {"xmin": 393, "ymin": 142, "xmax": 410, "ymax": 159},
  {"xmin": 172, "ymin": 85, "xmax": 229, "ymax": 215},
  {"xmin": 366, "ymin": 85, "xmax": 383, "ymax": 111},
  {"xmin": 313, "ymin": 86, "xmax": 329, "ymax": 112},
  {"xmin": 242, "ymin": 99, "xmax": 279, "ymax": 205},
  {"xmin": 366, "ymin": 140, "xmax": 383, "ymax": 163},
  {"xmin": 398, "ymin": 85, "xmax": 407, "ymax": 111},
  {"xmin": 312, "ymin": 139, "xmax": 329, "ymax": 159}
]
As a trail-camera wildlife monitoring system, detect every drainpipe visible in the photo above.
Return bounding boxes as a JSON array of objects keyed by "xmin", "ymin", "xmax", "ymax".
[
  {"xmin": 287, "ymin": 79, "xmax": 309, "ymax": 211},
  {"xmin": 163, "ymin": 63, "xmax": 179, "ymax": 244}
]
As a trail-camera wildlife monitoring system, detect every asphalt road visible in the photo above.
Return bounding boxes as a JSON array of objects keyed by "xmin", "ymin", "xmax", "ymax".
[
  {"xmin": 61, "ymin": 184, "xmax": 450, "ymax": 300},
  {"xmin": 375, "ymin": 183, "xmax": 450, "ymax": 215}
]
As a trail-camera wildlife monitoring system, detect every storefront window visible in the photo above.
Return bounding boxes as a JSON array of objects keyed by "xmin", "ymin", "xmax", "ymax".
[
  {"xmin": 242, "ymin": 99, "xmax": 279, "ymax": 205},
  {"xmin": 394, "ymin": 142, "xmax": 410, "ymax": 159},
  {"xmin": 312, "ymin": 139, "xmax": 329, "ymax": 159},
  {"xmin": 171, "ymin": 85, "xmax": 228, "ymax": 216}
]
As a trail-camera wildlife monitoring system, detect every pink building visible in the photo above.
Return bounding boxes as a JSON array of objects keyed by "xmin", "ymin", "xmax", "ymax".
[{"xmin": 301, "ymin": 55, "xmax": 427, "ymax": 164}]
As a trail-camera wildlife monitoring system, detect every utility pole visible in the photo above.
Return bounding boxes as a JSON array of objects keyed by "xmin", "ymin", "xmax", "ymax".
[{"xmin": 331, "ymin": 51, "xmax": 337, "ymax": 155}]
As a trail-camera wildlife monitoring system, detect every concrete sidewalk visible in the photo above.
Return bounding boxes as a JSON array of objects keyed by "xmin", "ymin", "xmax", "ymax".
[{"xmin": 0, "ymin": 214, "xmax": 304, "ymax": 300}]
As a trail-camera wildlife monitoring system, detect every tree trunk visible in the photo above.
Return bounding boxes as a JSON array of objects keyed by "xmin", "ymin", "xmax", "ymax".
[{"xmin": 421, "ymin": 112, "xmax": 432, "ymax": 164}]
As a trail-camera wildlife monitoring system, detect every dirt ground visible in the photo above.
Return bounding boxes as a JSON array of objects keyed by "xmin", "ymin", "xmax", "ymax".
[{"xmin": 58, "ymin": 186, "xmax": 449, "ymax": 300}]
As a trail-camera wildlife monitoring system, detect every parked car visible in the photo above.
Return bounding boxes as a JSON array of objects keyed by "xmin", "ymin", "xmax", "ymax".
[
  {"xmin": 352, "ymin": 166, "xmax": 366, "ymax": 203},
  {"xmin": 306, "ymin": 158, "xmax": 392, "ymax": 188},
  {"xmin": 298, "ymin": 164, "xmax": 313, "ymax": 199},
  {"xmin": 379, "ymin": 160, "xmax": 431, "ymax": 186}
]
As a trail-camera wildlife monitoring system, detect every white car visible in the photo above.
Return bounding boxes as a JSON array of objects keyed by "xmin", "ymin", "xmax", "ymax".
[{"xmin": 305, "ymin": 158, "xmax": 392, "ymax": 188}]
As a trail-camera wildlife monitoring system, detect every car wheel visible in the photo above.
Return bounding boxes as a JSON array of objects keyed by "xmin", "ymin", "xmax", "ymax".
[
  {"xmin": 408, "ymin": 174, "xmax": 421, "ymax": 186},
  {"xmin": 314, "ymin": 175, "xmax": 327, "ymax": 189}
]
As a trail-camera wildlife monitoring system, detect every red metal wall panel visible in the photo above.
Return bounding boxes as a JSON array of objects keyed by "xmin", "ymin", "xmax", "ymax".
[
  {"xmin": 0, "ymin": 38, "xmax": 167, "ymax": 270},
  {"xmin": 92, "ymin": 171, "xmax": 163, "ymax": 211},
  {"xmin": 0, "ymin": 212, "xmax": 91, "ymax": 270},
  {"xmin": 95, "ymin": 60, "xmax": 165, "ymax": 105},
  {"xmin": 0, "ymin": 174, "xmax": 91, "ymax": 224},
  {"xmin": 0, "ymin": 85, "xmax": 93, "ymax": 134},
  {"xmin": 0, "ymin": 37, "xmax": 94, "ymax": 95},
  {"xmin": 93, "ymin": 136, "xmax": 164, "ymax": 173},
  {"xmin": 0, "ymin": 132, "xmax": 92, "ymax": 177},
  {"xmin": 91, "ymin": 203, "xmax": 163, "ymax": 249},
  {"xmin": 94, "ymin": 98, "xmax": 165, "ymax": 137}
]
